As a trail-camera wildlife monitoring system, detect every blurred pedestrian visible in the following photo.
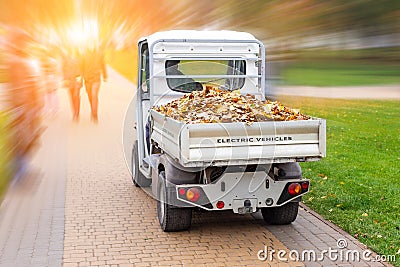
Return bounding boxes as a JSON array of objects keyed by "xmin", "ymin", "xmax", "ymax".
[
  {"xmin": 62, "ymin": 50, "xmax": 82, "ymax": 121},
  {"xmin": 5, "ymin": 29, "xmax": 43, "ymax": 181},
  {"xmin": 41, "ymin": 53, "xmax": 60, "ymax": 117},
  {"xmin": 81, "ymin": 48, "xmax": 107, "ymax": 123}
]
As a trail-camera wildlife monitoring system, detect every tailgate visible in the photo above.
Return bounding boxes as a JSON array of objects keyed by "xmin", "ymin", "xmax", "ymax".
[{"xmin": 151, "ymin": 110, "xmax": 326, "ymax": 167}]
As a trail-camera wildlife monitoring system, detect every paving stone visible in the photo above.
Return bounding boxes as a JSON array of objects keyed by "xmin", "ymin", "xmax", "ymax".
[
  {"xmin": 60, "ymin": 68, "xmax": 303, "ymax": 267},
  {"xmin": 0, "ymin": 94, "xmax": 67, "ymax": 267},
  {"xmin": 265, "ymin": 204, "xmax": 390, "ymax": 267},
  {"xmin": 1, "ymin": 68, "xmax": 394, "ymax": 267}
]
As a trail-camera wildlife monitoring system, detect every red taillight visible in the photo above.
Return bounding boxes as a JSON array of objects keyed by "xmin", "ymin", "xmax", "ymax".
[
  {"xmin": 178, "ymin": 188, "xmax": 186, "ymax": 196},
  {"xmin": 216, "ymin": 201, "xmax": 225, "ymax": 209},
  {"xmin": 301, "ymin": 182, "xmax": 309, "ymax": 190},
  {"xmin": 186, "ymin": 188, "xmax": 200, "ymax": 202},
  {"xmin": 288, "ymin": 183, "xmax": 302, "ymax": 195}
]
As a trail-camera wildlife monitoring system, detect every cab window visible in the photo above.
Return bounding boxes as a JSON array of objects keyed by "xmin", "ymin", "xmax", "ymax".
[
  {"xmin": 165, "ymin": 59, "xmax": 246, "ymax": 93},
  {"xmin": 140, "ymin": 43, "xmax": 149, "ymax": 92}
]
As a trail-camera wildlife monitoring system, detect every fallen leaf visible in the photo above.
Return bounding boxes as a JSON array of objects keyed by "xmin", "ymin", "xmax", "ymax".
[{"xmin": 154, "ymin": 86, "xmax": 311, "ymax": 124}]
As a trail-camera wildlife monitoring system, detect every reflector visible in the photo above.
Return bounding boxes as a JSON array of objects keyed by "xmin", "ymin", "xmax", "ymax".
[
  {"xmin": 178, "ymin": 188, "xmax": 186, "ymax": 196},
  {"xmin": 301, "ymin": 182, "xmax": 309, "ymax": 190},
  {"xmin": 216, "ymin": 201, "xmax": 225, "ymax": 209}
]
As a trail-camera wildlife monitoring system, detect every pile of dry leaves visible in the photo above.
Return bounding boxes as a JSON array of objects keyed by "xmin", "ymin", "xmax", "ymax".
[{"xmin": 153, "ymin": 86, "xmax": 311, "ymax": 124}]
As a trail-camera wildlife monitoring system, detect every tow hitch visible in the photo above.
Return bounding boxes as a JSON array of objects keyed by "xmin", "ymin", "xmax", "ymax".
[{"xmin": 233, "ymin": 199, "xmax": 257, "ymax": 214}]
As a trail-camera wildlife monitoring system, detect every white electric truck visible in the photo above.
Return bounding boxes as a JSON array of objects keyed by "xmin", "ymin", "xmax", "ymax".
[{"xmin": 131, "ymin": 30, "xmax": 326, "ymax": 231}]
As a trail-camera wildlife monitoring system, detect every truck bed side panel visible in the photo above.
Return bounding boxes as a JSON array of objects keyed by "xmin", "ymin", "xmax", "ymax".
[{"xmin": 151, "ymin": 110, "xmax": 326, "ymax": 167}]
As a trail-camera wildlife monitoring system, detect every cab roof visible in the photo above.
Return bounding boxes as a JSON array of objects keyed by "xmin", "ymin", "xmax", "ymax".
[{"xmin": 140, "ymin": 30, "xmax": 258, "ymax": 47}]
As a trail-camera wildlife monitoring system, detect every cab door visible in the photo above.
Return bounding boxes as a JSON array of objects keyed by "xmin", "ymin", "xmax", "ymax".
[{"xmin": 136, "ymin": 41, "xmax": 151, "ymax": 176}]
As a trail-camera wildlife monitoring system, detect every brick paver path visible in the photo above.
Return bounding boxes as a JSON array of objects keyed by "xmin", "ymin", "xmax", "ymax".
[
  {"xmin": 0, "ymin": 68, "xmax": 395, "ymax": 266},
  {"xmin": 0, "ymin": 94, "xmax": 69, "ymax": 266},
  {"xmin": 61, "ymin": 69, "xmax": 297, "ymax": 267}
]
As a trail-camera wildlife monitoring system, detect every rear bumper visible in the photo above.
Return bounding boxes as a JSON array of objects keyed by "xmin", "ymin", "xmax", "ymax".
[{"xmin": 175, "ymin": 171, "xmax": 309, "ymax": 212}]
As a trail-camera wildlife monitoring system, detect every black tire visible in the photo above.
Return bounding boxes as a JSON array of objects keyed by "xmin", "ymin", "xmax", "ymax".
[
  {"xmin": 261, "ymin": 202, "xmax": 299, "ymax": 225},
  {"xmin": 131, "ymin": 140, "xmax": 151, "ymax": 187},
  {"xmin": 157, "ymin": 171, "xmax": 192, "ymax": 232}
]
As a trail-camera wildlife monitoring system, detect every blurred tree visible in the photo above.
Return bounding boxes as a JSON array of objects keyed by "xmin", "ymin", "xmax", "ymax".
[
  {"xmin": 79, "ymin": 0, "xmax": 176, "ymax": 49},
  {"xmin": 0, "ymin": 0, "xmax": 398, "ymax": 52},
  {"xmin": 326, "ymin": 0, "xmax": 400, "ymax": 36},
  {"xmin": 0, "ymin": 0, "xmax": 75, "ymax": 39}
]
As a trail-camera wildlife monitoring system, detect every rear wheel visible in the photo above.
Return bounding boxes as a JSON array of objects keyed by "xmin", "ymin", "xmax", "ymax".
[
  {"xmin": 157, "ymin": 171, "xmax": 192, "ymax": 232},
  {"xmin": 261, "ymin": 202, "xmax": 299, "ymax": 225},
  {"xmin": 131, "ymin": 140, "xmax": 151, "ymax": 187}
]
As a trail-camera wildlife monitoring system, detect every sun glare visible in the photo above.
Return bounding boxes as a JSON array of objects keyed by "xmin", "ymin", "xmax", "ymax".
[{"xmin": 65, "ymin": 18, "xmax": 99, "ymax": 51}]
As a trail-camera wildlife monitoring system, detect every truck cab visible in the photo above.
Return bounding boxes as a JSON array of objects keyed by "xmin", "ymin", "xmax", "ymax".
[{"xmin": 131, "ymin": 30, "xmax": 324, "ymax": 231}]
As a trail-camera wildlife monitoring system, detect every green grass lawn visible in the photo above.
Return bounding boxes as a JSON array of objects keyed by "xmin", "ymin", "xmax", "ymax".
[
  {"xmin": 0, "ymin": 50, "xmax": 12, "ymax": 200},
  {"xmin": 108, "ymin": 47, "xmax": 400, "ymax": 87},
  {"xmin": 280, "ymin": 47, "xmax": 400, "ymax": 87},
  {"xmin": 0, "ymin": 113, "xmax": 12, "ymax": 200},
  {"xmin": 107, "ymin": 48, "xmax": 137, "ymax": 83},
  {"xmin": 281, "ymin": 96, "xmax": 400, "ymax": 266},
  {"xmin": 282, "ymin": 61, "xmax": 400, "ymax": 86}
]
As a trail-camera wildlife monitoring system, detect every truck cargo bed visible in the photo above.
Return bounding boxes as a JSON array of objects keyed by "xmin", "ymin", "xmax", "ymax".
[{"xmin": 151, "ymin": 110, "xmax": 326, "ymax": 167}]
